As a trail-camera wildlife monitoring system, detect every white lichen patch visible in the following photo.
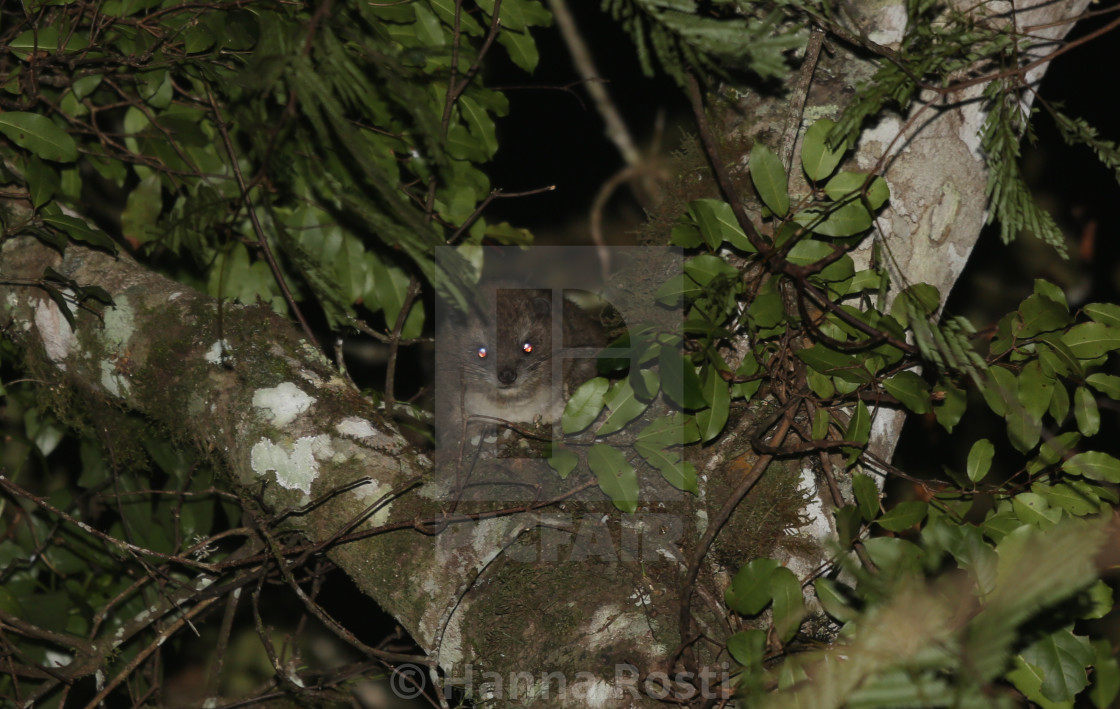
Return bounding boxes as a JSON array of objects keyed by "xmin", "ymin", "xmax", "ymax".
[
  {"xmin": 102, "ymin": 295, "xmax": 135, "ymax": 351},
  {"xmin": 33, "ymin": 296, "xmax": 77, "ymax": 368},
  {"xmin": 250, "ymin": 435, "xmax": 331, "ymax": 495},
  {"xmin": 868, "ymin": 3, "xmax": 907, "ymax": 46},
  {"xmin": 253, "ymin": 382, "xmax": 315, "ymax": 427},
  {"xmin": 336, "ymin": 417, "xmax": 377, "ymax": 438},
  {"xmin": 334, "ymin": 417, "xmax": 396, "ymax": 449},
  {"xmin": 353, "ymin": 478, "xmax": 396, "ymax": 523},
  {"xmin": 43, "ymin": 650, "xmax": 72, "ymax": 668},
  {"xmin": 100, "ymin": 360, "xmax": 131, "ymax": 397},
  {"xmin": 168, "ymin": 291, "xmax": 182, "ymax": 301},
  {"xmin": 204, "ymin": 339, "xmax": 232, "ymax": 365}
]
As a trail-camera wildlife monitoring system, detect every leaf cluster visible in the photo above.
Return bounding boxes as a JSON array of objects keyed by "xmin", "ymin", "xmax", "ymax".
[
  {"xmin": 556, "ymin": 107, "xmax": 1120, "ymax": 705},
  {"xmin": 0, "ymin": 0, "xmax": 551, "ymax": 335},
  {"xmin": 602, "ymin": 0, "xmax": 808, "ymax": 86}
]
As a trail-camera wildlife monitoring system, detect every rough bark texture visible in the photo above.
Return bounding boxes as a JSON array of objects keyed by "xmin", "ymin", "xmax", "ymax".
[{"xmin": 0, "ymin": 1, "xmax": 1091, "ymax": 706}]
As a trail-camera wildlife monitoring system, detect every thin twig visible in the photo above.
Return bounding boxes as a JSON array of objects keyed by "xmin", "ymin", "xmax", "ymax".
[
  {"xmin": 205, "ymin": 86, "xmax": 321, "ymax": 351},
  {"xmin": 676, "ymin": 406, "xmax": 796, "ymax": 670},
  {"xmin": 779, "ymin": 27, "xmax": 825, "ymax": 172}
]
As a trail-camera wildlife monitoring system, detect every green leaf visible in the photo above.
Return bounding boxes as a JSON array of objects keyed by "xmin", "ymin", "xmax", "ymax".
[
  {"xmin": 1086, "ymin": 373, "xmax": 1120, "ymax": 399},
  {"xmin": 892, "ymin": 283, "xmax": 942, "ymax": 323},
  {"xmin": 684, "ymin": 252, "xmax": 739, "ymax": 286},
  {"xmin": 1034, "ymin": 278, "xmax": 1069, "ymax": 309},
  {"xmin": 876, "ymin": 500, "xmax": 927, "ymax": 532},
  {"xmin": 1020, "ymin": 628, "xmax": 1093, "ymax": 702},
  {"xmin": 1083, "ymin": 302, "xmax": 1120, "ymax": 327},
  {"xmin": 784, "ymin": 238, "xmax": 835, "ymax": 265},
  {"xmin": 547, "ymin": 447, "xmax": 578, "ymax": 480},
  {"xmin": 25, "ymin": 156, "xmax": 59, "ymax": 209},
  {"xmin": 562, "ymin": 377, "xmax": 608, "ymax": 434},
  {"xmin": 967, "ymin": 439, "xmax": 995, "ymax": 483},
  {"xmin": 1063, "ymin": 322, "xmax": 1120, "ymax": 359},
  {"xmin": 1007, "ymin": 409, "xmax": 1042, "ymax": 453},
  {"xmin": 1082, "ymin": 579, "xmax": 1113, "ymax": 620},
  {"xmin": 1007, "ymin": 657, "xmax": 1063, "ymax": 708},
  {"xmin": 1049, "ymin": 379, "xmax": 1071, "ymax": 424},
  {"xmin": 10, "ymin": 27, "xmax": 60, "ymax": 59},
  {"xmin": 0, "ymin": 113, "xmax": 77, "ymax": 162},
  {"xmin": 1074, "ymin": 386, "xmax": 1100, "ymax": 436},
  {"xmin": 824, "ymin": 171, "xmax": 890, "ymax": 210},
  {"xmin": 726, "ymin": 629, "xmax": 766, "ymax": 668},
  {"xmin": 659, "ymin": 347, "xmax": 706, "ymax": 410},
  {"xmin": 807, "ymin": 369, "xmax": 835, "ymax": 399},
  {"xmin": 732, "ymin": 351, "xmax": 762, "ymax": 400},
  {"xmin": 796, "ymin": 346, "xmax": 870, "ymax": 383},
  {"xmin": 670, "ymin": 221, "xmax": 704, "ymax": 248},
  {"xmin": 40, "ymin": 213, "xmax": 117, "ymax": 252},
  {"xmin": 792, "ymin": 201, "xmax": 872, "ymax": 237},
  {"xmin": 801, "ymin": 117, "xmax": 846, "ymax": 181},
  {"xmin": 687, "ymin": 199, "xmax": 755, "ymax": 251},
  {"xmin": 849, "ymin": 268, "xmax": 886, "ymax": 294},
  {"xmin": 770, "ymin": 567, "xmax": 805, "ymax": 643},
  {"xmin": 843, "ymin": 400, "xmax": 870, "ymax": 464},
  {"xmin": 934, "ymin": 380, "xmax": 966, "ymax": 432},
  {"xmin": 696, "ymin": 366, "xmax": 730, "ymax": 442},
  {"xmin": 1091, "ymin": 638, "xmax": 1120, "ymax": 708},
  {"xmin": 747, "ymin": 290, "xmax": 784, "ymax": 329},
  {"xmin": 1017, "ymin": 361, "xmax": 1054, "ymax": 420},
  {"xmin": 655, "ymin": 273, "xmax": 700, "ymax": 305},
  {"xmin": 810, "ymin": 407, "xmax": 830, "ymax": 440},
  {"xmin": 749, "ymin": 142, "xmax": 789, "ymax": 217},
  {"xmin": 139, "ymin": 69, "xmax": 172, "ymax": 109},
  {"xmin": 1036, "ymin": 334, "xmax": 1084, "ymax": 379},
  {"xmin": 635, "ymin": 441, "xmax": 697, "ymax": 494},
  {"xmin": 1015, "ymin": 293, "xmax": 1071, "ymax": 338},
  {"xmin": 497, "ymin": 29, "xmax": 540, "ymax": 72},
  {"xmin": 1013, "ymin": 492, "xmax": 1062, "ymax": 528},
  {"xmin": 981, "ymin": 365, "xmax": 1016, "ymax": 416},
  {"xmin": 834, "ymin": 504, "xmax": 862, "ymax": 548},
  {"xmin": 1028, "ymin": 432, "xmax": 1082, "ymax": 475},
  {"xmin": 852, "ymin": 472, "xmax": 879, "ymax": 520},
  {"xmin": 882, "ymin": 370, "xmax": 931, "ymax": 414},
  {"xmin": 1034, "ymin": 480, "xmax": 1100, "ymax": 517},
  {"xmin": 637, "ymin": 413, "xmax": 699, "ymax": 446},
  {"xmin": 458, "ymin": 94, "xmax": 498, "ymax": 158},
  {"xmin": 813, "ymin": 578, "xmax": 855, "ymax": 622},
  {"xmin": 725, "ymin": 557, "xmax": 780, "ymax": 615},
  {"xmin": 597, "ymin": 372, "xmax": 655, "ymax": 436},
  {"xmin": 587, "ymin": 443, "xmax": 638, "ymax": 513},
  {"xmin": 1063, "ymin": 451, "xmax": 1120, "ymax": 483}
]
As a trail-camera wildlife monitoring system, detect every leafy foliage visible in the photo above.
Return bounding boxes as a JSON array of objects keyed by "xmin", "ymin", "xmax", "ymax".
[
  {"xmin": 601, "ymin": 0, "xmax": 807, "ymax": 85},
  {"xmin": 0, "ymin": 0, "xmax": 551, "ymax": 331},
  {"xmin": 0, "ymin": 0, "xmax": 552, "ymax": 704},
  {"xmin": 562, "ymin": 108, "xmax": 1120, "ymax": 704},
  {"xmin": 982, "ymin": 80, "xmax": 1067, "ymax": 255}
]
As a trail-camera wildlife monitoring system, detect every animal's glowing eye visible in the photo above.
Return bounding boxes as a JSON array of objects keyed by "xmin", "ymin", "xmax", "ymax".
[
  {"xmin": 522, "ymin": 342, "xmax": 533, "ymax": 355},
  {"xmin": 476, "ymin": 346, "xmax": 488, "ymax": 359}
]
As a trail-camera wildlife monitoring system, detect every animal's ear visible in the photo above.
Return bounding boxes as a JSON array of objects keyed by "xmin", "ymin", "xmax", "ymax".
[{"xmin": 531, "ymin": 295, "xmax": 551, "ymax": 319}]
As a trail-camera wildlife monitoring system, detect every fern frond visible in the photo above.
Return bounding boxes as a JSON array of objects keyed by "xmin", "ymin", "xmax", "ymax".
[
  {"xmin": 602, "ymin": 0, "xmax": 806, "ymax": 85},
  {"xmin": 1048, "ymin": 106, "xmax": 1120, "ymax": 186},
  {"xmin": 982, "ymin": 81, "xmax": 1067, "ymax": 257}
]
